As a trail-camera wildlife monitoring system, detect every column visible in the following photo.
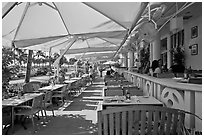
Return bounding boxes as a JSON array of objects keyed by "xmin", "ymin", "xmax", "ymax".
[
  {"xmin": 122, "ymin": 52, "xmax": 128, "ymax": 68},
  {"xmin": 149, "ymin": 43, "xmax": 153, "ymax": 64},
  {"xmin": 167, "ymin": 34, "xmax": 172, "ymax": 69},
  {"xmin": 151, "ymin": 34, "xmax": 161, "ymax": 61},
  {"xmin": 128, "ymin": 50, "xmax": 134, "ymax": 71},
  {"xmin": 119, "ymin": 53, "xmax": 123, "ymax": 65}
]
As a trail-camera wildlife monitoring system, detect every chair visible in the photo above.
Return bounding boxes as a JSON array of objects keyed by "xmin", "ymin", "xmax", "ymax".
[
  {"xmin": 52, "ymin": 85, "xmax": 67, "ymax": 106},
  {"xmin": 30, "ymin": 81, "xmax": 41, "ymax": 91},
  {"xmin": 98, "ymin": 105, "xmax": 186, "ymax": 135},
  {"xmin": 104, "ymin": 89, "xmax": 123, "ymax": 96},
  {"xmin": 123, "ymin": 86, "xmax": 143, "ymax": 96},
  {"xmin": 2, "ymin": 107, "xmax": 12, "ymax": 135},
  {"xmin": 43, "ymin": 91, "xmax": 55, "ymax": 118},
  {"xmin": 69, "ymin": 82, "xmax": 81, "ymax": 96},
  {"xmin": 23, "ymin": 81, "xmax": 41, "ymax": 93},
  {"xmin": 23, "ymin": 83, "xmax": 33, "ymax": 93},
  {"xmin": 14, "ymin": 94, "xmax": 44, "ymax": 133}
]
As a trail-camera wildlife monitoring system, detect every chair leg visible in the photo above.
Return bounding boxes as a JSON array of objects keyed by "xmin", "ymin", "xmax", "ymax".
[
  {"xmin": 52, "ymin": 109, "xmax": 55, "ymax": 117},
  {"xmin": 21, "ymin": 116, "xmax": 27, "ymax": 130},
  {"xmin": 31, "ymin": 115, "xmax": 35, "ymax": 133},
  {"xmin": 41, "ymin": 110, "xmax": 46, "ymax": 124},
  {"xmin": 44, "ymin": 109, "xmax": 47, "ymax": 119},
  {"xmin": 5, "ymin": 126, "xmax": 10, "ymax": 135},
  {"xmin": 35, "ymin": 114, "xmax": 40, "ymax": 120}
]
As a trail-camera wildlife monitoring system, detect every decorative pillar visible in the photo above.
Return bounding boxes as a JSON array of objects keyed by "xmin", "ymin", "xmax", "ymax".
[
  {"xmin": 119, "ymin": 53, "xmax": 123, "ymax": 65},
  {"xmin": 128, "ymin": 50, "xmax": 134, "ymax": 71},
  {"xmin": 167, "ymin": 34, "xmax": 172, "ymax": 69},
  {"xmin": 121, "ymin": 52, "xmax": 128, "ymax": 68},
  {"xmin": 149, "ymin": 43, "xmax": 153, "ymax": 64},
  {"xmin": 151, "ymin": 34, "xmax": 161, "ymax": 61}
]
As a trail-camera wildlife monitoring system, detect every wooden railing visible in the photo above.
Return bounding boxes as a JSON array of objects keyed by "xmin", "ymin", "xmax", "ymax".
[{"xmin": 116, "ymin": 68, "xmax": 202, "ymax": 132}]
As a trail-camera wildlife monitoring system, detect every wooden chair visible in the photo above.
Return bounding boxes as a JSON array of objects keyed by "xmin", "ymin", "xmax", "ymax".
[
  {"xmin": 104, "ymin": 89, "xmax": 123, "ymax": 96},
  {"xmin": 123, "ymin": 86, "xmax": 143, "ymax": 96},
  {"xmin": 43, "ymin": 91, "xmax": 55, "ymax": 118},
  {"xmin": 14, "ymin": 94, "xmax": 44, "ymax": 133},
  {"xmin": 98, "ymin": 105, "xmax": 186, "ymax": 135},
  {"xmin": 52, "ymin": 85, "xmax": 67, "ymax": 106}
]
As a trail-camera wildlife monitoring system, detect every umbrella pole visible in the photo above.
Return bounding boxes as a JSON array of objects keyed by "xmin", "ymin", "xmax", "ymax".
[{"xmin": 49, "ymin": 47, "xmax": 52, "ymax": 74}]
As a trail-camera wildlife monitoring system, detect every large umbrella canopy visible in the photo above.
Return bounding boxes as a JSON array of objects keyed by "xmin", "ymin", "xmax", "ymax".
[
  {"xmin": 3, "ymin": 2, "xmax": 197, "ymax": 60},
  {"xmin": 2, "ymin": 2, "xmax": 146, "ymax": 60}
]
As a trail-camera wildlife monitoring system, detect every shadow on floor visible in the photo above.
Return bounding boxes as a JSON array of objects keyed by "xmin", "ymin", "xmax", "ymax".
[{"xmin": 7, "ymin": 76, "xmax": 103, "ymax": 135}]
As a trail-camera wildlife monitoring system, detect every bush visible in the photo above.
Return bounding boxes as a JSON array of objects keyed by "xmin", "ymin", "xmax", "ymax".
[{"xmin": 2, "ymin": 48, "xmax": 19, "ymax": 98}]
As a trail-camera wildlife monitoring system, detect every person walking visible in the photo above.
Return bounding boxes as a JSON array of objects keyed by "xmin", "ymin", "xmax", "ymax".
[{"xmin": 89, "ymin": 66, "xmax": 94, "ymax": 84}]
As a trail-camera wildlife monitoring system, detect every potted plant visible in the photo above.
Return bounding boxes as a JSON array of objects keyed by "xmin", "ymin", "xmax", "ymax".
[{"xmin": 170, "ymin": 46, "xmax": 185, "ymax": 77}]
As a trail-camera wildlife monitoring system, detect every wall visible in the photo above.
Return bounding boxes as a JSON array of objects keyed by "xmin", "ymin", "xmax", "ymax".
[
  {"xmin": 159, "ymin": 14, "xmax": 202, "ymax": 70},
  {"xmin": 184, "ymin": 15, "xmax": 202, "ymax": 70}
]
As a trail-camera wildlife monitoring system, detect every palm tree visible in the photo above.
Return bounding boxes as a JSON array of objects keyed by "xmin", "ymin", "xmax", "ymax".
[
  {"xmin": 34, "ymin": 51, "xmax": 46, "ymax": 67},
  {"xmin": 15, "ymin": 48, "xmax": 28, "ymax": 68}
]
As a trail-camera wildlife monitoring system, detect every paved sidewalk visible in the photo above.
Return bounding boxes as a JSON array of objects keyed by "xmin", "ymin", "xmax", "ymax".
[{"xmin": 6, "ymin": 76, "xmax": 104, "ymax": 135}]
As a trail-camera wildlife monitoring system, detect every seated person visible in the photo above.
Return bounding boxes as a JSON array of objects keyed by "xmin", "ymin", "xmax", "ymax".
[{"xmin": 149, "ymin": 60, "xmax": 161, "ymax": 77}]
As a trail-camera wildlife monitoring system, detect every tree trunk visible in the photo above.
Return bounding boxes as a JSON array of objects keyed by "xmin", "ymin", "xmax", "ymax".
[{"xmin": 25, "ymin": 50, "xmax": 33, "ymax": 83}]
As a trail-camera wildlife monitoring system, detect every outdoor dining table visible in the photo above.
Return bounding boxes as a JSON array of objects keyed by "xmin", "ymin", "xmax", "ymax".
[
  {"xmin": 103, "ymin": 85, "xmax": 143, "ymax": 97},
  {"xmin": 70, "ymin": 77, "xmax": 82, "ymax": 80},
  {"xmin": 38, "ymin": 84, "xmax": 67, "ymax": 92},
  {"xmin": 64, "ymin": 79, "xmax": 77, "ymax": 84},
  {"xmin": 2, "ymin": 93, "xmax": 44, "ymax": 133},
  {"xmin": 81, "ymin": 74, "xmax": 89, "ymax": 78},
  {"xmin": 102, "ymin": 96, "xmax": 163, "ymax": 109}
]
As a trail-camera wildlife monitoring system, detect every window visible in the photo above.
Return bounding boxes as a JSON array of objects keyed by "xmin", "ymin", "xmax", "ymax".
[
  {"xmin": 170, "ymin": 29, "xmax": 184, "ymax": 64},
  {"xmin": 161, "ymin": 38, "xmax": 167, "ymax": 67}
]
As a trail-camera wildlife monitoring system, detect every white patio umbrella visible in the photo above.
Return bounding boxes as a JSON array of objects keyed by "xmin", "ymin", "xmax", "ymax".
[
  {"xmin": 2, "ymin": 2, "xmax": 149, "ymax": 76},
  {"xmin": 2, "ymin": 2, "xmax": 146, "ymax": 54}
]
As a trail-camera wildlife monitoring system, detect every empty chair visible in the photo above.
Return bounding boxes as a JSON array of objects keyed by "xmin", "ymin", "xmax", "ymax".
[
  {"xmin": 123, "ymin": 87, "xmax": 143, "ymax": 96},
  {"xmin": 14, "ymin": 94, "xmax": 44, "ymax": 133},
  {"xmin": 23, "ymin": 81, "xmax": 41, "ymax": 93},
  {"xmin": 52, "ymin": 85, "xmax": 67, "ymax": 106},
  {"xmin": 98, "ymin": 105, "xmax": 187, "ymax": 135},
  {"xmin": 104, "ymin": 89, "xmax": 123, "ymax": 96},
  {"xmin": 106, "ymin": 81, "xmax": 120, "ymax": 86},
  {"xmin": 30, "ymin": 81, "xmax": 41, "ymax": 91},
  {"xmin": 23, "ymin": 83, "xmax": 33, "ymax": 93},
  {"xmin": 69, "ymin": 82, "xmax": 81, "ymax": 96},
  {"xmin": 43, "ymin": 91, "xmax": 55, "ymax": 118}
]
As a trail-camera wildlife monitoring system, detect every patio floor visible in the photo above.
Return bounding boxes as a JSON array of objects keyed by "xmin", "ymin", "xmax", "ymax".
[{"xmin": 6, "ymin": 76, "xmax": 104, "ymax": 135}]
